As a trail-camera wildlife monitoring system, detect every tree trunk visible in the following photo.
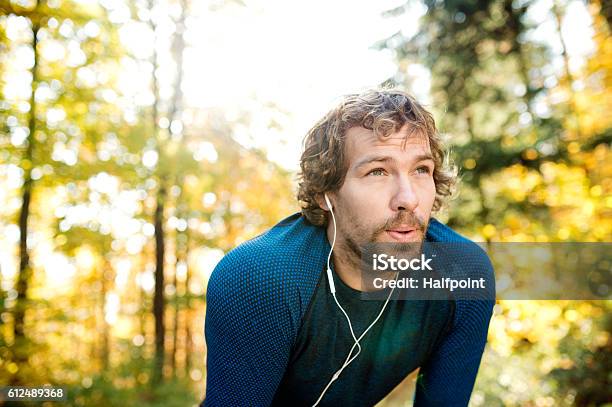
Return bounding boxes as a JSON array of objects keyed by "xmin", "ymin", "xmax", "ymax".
[
  {"xmin": 168, "ymin": 0, "xmax": 186, "ymax": 128},
  {"xmin": 99, "ymin": 261, "xmax": 112, "ymax": 372},
  {"xmin": 152, "ymin": 183, "xmax": 166, "ymax": 385},
  {"xmin": 11, "ymin": 10, "xmax": 40, "ymax": 385},
  {"xmin": 170, "ymin": 209, "xmax": 181, "ymax": 376},
  {"xmin": 147, "ymin": 0, "xmax": 167, "ymax": 386},
  {"xmin": 138, "ymin": 249, "xmax": 147, "ymax": 361},
  {"xmin": 184, "ymin": 252, "xmax": 193, "ymax": 377},
  {"xmin": 168, "ymin": 0, "xmax": 188, "ymax": 378},
  {"xmin": 183, "ymin": 228, "xmax": 193, "ymax": 378},
  {"xmin": 552, "ymin": 0, "xmax": 583, "ymax": 139}
]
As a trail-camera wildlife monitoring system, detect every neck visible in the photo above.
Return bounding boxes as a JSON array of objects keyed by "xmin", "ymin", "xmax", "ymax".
[{"xmin": 325, "ymin": 224, "xmax": 365, "ymax": 291}]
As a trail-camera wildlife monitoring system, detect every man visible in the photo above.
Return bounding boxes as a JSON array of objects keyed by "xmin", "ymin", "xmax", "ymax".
[{"xmin": 202, "ymin": 89, "xmax": 495, "ymax": 406}]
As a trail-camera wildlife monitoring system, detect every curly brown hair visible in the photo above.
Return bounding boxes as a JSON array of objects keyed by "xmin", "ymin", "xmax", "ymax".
[{"xmin": 296, "ymin": 88, "xmax": 457, "ymax": 227}]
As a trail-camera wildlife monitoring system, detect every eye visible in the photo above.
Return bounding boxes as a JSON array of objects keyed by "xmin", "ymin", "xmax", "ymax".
[
  {"xmin": 366, "ymin": 168, "xmax": 386, "ymax": 176},
  {"xmin": 416, "ymin": 166, "xmax": 432, "ymax": 175}
]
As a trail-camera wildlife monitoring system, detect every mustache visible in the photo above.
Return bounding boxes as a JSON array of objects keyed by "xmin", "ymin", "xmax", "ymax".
[{"xmin": 376, "ymin": 211, "xmax": 426, "ymax": 235}]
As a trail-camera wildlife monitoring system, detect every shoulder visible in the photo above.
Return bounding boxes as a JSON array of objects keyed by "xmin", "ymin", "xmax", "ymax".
[
  {"xmin": 206, "ymin": 212, "xmax": 327, "ymax": 319},
  {"xmin": 426, "ymin": 218, "xmax": 496, "ymax": 322},
  {"xmin": 209, "ymin": 212, "xmax": 327, "ymax": 287},
  {"xmin": 426, "ymin": 218, "xmax": 495, "ymax": 286},
  {"xmin": 203, "ymin": 213, "xmax": 328, "ymax": 405}
]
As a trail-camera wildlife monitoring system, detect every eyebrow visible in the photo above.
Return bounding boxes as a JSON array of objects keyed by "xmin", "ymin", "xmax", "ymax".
[{"xmin": 353, "ymin": 153, "xmax": 435, "ymax": 171}]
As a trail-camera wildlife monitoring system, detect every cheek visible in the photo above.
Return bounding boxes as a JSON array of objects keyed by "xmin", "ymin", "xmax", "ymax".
[
  {"xmin": 420, "ymin": 179, "xmax": 437, "ymax": 207},
  {"xmin": 342, "ymin": 195, "xmax": 370, "ymax": 220},
  {"xmin": 336, "ymin": 188, "xmax": 379, "ymax": 228},
  {"xmin": 341, "ymin": 183, "xmax": 386, "ymax": 216}
]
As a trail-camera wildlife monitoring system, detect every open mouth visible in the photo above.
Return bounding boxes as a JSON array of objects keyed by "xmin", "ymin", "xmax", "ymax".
[{"xmin": 385, "ymin": 229, "xmax": 418, "ymax": 241}]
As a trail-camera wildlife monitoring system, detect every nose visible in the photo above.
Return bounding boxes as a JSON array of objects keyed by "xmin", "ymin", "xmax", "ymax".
[{"xmin": 390, "ymin": 175, "xmax": 419, "ymax": 212}]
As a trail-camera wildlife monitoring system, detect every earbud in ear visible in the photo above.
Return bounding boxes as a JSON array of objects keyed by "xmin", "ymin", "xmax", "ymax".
[{"xmin": 324, "ymin": 193, "xmax": 332, "ymax": 210}]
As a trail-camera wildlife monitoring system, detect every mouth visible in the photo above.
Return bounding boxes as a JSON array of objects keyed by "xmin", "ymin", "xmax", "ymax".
[{"xmin": 385, "ymin": 227, "xmax": 419, "ymax": 242}]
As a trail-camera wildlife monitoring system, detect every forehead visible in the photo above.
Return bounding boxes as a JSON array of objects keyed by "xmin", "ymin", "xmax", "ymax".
[{"xmin": 344, "ymin": 124, "xmax": 432, "ymax": 165}]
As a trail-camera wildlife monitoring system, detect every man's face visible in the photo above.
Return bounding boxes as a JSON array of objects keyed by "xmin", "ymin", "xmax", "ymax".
[{"xmin": 327, "ymin": 124, "xmax": 436, "ymax": 260}]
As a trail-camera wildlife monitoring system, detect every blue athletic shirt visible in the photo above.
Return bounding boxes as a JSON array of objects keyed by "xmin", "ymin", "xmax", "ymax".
[{"xmin": 202, "ymin": 212, "xmax": 495, "ymax": 406}]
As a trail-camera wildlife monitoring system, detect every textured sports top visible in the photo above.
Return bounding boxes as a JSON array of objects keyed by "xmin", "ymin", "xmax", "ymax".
[{"xmin": 203, "ymin": 212, "xmax": 495, "ymax": 406}]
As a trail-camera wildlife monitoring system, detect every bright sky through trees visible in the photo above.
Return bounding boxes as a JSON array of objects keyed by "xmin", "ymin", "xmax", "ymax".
[
  {"xmin": 3, "ymin": 0, "xmax": 595, "ymax": 170},
  {"xmin": 178, "ymin": 0, "xmax": 593, "ymax": 169}
]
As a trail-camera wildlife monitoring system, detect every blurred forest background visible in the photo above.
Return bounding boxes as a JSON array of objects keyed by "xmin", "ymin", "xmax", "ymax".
[{"xmin": 0, "ymin": 0, "xmax": 610, "ymax": 405}]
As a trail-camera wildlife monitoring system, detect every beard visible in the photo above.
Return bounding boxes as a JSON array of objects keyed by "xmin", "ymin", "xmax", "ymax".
[{"xmin": 337, "ymin": 207, "xmax": 429, "ymax": 269}]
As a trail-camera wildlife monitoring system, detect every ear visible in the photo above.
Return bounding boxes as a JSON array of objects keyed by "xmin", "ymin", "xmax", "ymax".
[{"xmin": 316, "ymin": 193, "xmax": 332, "ymax": 211}]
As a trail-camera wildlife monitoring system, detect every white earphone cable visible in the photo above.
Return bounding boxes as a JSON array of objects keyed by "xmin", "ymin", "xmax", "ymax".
[{"xmin": 312, "ymin": 195, "xmax": 399, "ymax": 407}]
